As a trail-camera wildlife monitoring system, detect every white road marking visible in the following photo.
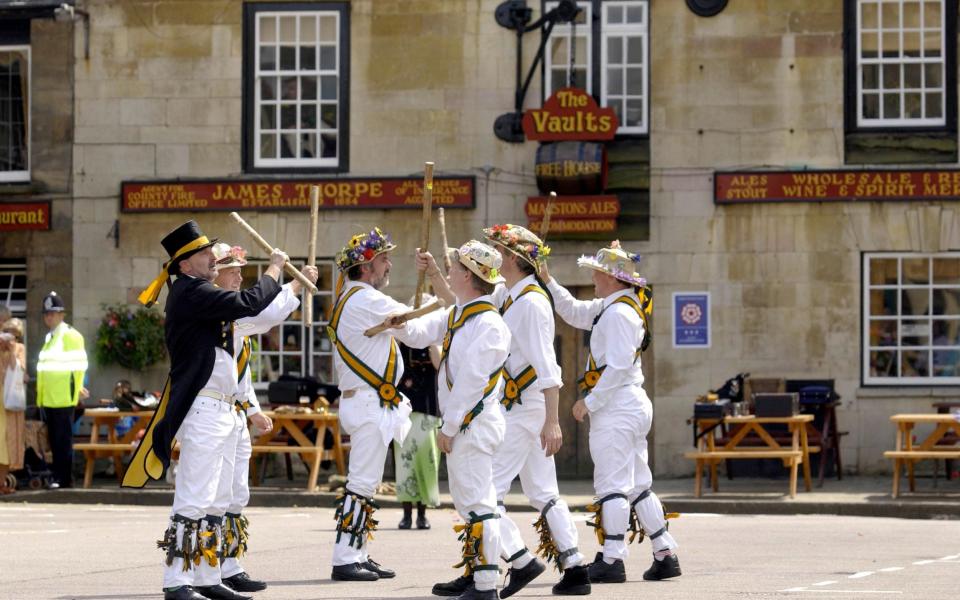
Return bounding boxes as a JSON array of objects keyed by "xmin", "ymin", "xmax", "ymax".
[
  {"xmin": 912, "ymin": 560, "xmax": 936, "ymax": 565},
  {"xmin": 939, "ymin": 554, "xmax": 959, "ymax": 560},
  {"xmin": 780, "ymin": 590, "xmax": 902, "ymax": 595},
  {"xmin": 849, "ymin": 571, "xmax": 874, "ymax": 579},
  {"xmin": 812, "ymin": 580, "xmax": 837, "ymax": 586},
  {"xmin": 0, "ymin": 529, "xmax": 70, "ymax": 534},
  {"xmin": 878, "ymin": 567, "xmax": 904, "ymax": 572}
]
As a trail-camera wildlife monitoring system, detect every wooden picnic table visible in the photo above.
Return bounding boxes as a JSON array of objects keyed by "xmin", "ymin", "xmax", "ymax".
[
  {"xmin": 685, "ymin": 414, "xmax": 816, "ymax": 499},
  {"xmin": 77, "ymin": 408, "xmax": 346, "ymax": 491},
  {"xmin": 884, "ymin": 413, "xmax": 960, "ymax": 498}
]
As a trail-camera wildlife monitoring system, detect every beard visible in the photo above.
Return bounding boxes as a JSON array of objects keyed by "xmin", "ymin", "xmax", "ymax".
[{"xmin": 371, "ymin": 272, "xmax": 390, "ymax": 290}]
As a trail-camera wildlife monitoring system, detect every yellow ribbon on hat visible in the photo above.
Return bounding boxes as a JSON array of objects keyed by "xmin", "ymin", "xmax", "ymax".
[{"xmin": 138, "ymin": 235, "xmax": 212, "ymax": 308}]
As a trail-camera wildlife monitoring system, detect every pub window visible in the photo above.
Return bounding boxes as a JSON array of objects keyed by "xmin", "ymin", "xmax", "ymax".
[
  {"xmin": 853, "ymin": 0, "xmax": 952, "ymax": 128},
  {"xmin": 0, "ymin": 258, "xmax": 26, "ymax": 317},
  {"xmin": 863, "ymin": 252, "xmax": 960, "ymax": 385},
  {"xmin": 0, "ymin": 45, "xmax": 29, "ymax": 182},
  {"xmin": 242, "ymin": 257, "xmax": 338, "ymax": 389},
  {"xmin": 242, "ymin": 3, "xmax": 349, "ymax": 173},
  {"xmin": 543, "ymin": 1, "xmax": 650, "ymax": 135}
]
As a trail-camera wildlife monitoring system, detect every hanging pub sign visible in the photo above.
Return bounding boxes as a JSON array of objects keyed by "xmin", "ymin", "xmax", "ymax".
[
  {"xmin": 0, "ymin": 202, "xmax": 50, "ymax": 231},
  {"xmin": 121, "ymin": 177, "xmax": 476, "ymax": 212},
  {"xmin": 522, "ymin": 87, "xmax": 619, "ymax": 142},
  {"xmin": 716, "ymin": 169, "xmax": 960, "ymax": 204},
  {"xmin": 535, "ymin": 141, "xmax": 606, "ymax": 195},
  {"xmin": 525, "ymin": 195, "xmax": 620, "ymax": 234}
]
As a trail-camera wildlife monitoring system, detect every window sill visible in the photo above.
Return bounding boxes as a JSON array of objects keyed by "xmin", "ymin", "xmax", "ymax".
[
  {"xmin": 856, "ymin": 386, "xmax": 960, "ymax": 398},
  {"xmin": 0, "ymin": 182, "xmax": 43, "ymax": 195}
]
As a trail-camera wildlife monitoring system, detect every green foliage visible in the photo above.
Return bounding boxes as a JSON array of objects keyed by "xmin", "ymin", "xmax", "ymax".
[{"xmin": 94, "ymin": 304, "xmax": 166, "ymax": 370}]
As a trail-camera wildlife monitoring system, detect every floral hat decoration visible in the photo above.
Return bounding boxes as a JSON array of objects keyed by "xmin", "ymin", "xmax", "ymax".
[
  {"xmin": 449, "ymin": 240, "xmax": 505, "ymax": 285},
  {"xmin": 335, "ymin": 227, "xmax": 397, "ymax": 272},
  {"xmin": 211, "ymin": 242, "xmax": 248, "ymax": 268},
  {"xmin": 577, "ymin": 240, "xmax": 646, "ymax": 287},
  {"xmin": 482, "ymin": 223, "xmax": 551, "ymax": 270}
]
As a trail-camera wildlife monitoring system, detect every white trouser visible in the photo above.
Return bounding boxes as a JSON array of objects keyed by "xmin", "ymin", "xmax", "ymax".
[
  {"xmin": 447, "ymin": 405, "xmax": 505, "ymax": 591},
  {"xmin": 163, "ymin": 396, "xmax": 244, "ymax": 589},
  {"xmin": 588, "ymin": 385, "xmax": 677, "ymax": 562},
  {"xmin": 332, "ymin": 390, "xmax": 398, "ymax": 566},
  {"xmin": 221, "ymin": 422, "xmax": 252, "ymax": 579},
  {"xmin": 493, "ymin": 407, "xmax": 583, "ymax": 570}
]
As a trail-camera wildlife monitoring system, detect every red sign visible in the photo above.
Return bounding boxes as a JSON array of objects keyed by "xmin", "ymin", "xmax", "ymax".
[
  {"xmin": 0, "ymin": 202, "xmax": 50, "ymax": 231},
  {"xmin": 523, "ymin": 87, "xmax": 618, "ymax": 141},
  {"xmin": 525, "ymin": 195, "xmax": 620, "ymax": 235},
  {"xmin": 716, "ymin": 169, "xmax": 960, "ymax": 204},
  {"xmin": 121, "ymin": 177, "xmax": 475, "ymax": 212}
]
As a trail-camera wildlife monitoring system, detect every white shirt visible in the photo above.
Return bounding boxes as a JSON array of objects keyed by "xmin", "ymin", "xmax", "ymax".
[
  {"xmin": 401, "ymin": 295, "xmax": 511, "ymax": 437},
  {"xmin": 331, "ymin": 280, "xmax": 412, "ymax": 393},
  {"xmin": 492, "ymin": 275, "xmax": 563, "ymax": 398},
  {"xmin": 547, "ymin": 280, "xmax": 645, "ymax": 412},
  {"xmin": 233, "ymin": 283, "xmax": 301, "ymax": 416}
]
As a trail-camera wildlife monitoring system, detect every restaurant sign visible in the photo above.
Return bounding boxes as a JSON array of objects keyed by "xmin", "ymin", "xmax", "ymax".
[
  {"xmin": 0, "ymin": 202, "xmax": 50, "ymax": 231},
  {"xmin": 523, "ymin": 87, "xmax": 619, "ymax": 142},
  {"xmin": 525, "ymin": 195, "xmax": 620, "ymax": 235},
  {"xmin": 716, "ymin": 169, "xmax": 960, "ymax": 204},
  {"xmin": 121, "ymin": 177, "xmax": 476, "ymax": 213}
]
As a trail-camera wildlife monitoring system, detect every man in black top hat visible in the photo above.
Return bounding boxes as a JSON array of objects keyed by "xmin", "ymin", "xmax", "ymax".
[{"xmin": 123, "ymin": 220, "xmax": 286, "ymax": 600}]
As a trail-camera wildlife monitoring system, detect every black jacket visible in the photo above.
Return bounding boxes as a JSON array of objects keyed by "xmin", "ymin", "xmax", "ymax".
[{"xmin": 122, "ymin": 274, "xmax": 280, "ymax": 487}]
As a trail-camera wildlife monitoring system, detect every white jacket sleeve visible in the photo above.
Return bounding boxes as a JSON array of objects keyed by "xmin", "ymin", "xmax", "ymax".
[
  {"xmin": 584, "ymin": 307, "xmax": 641, "ymax": 412},
  {"xmin": 546, "ymin": 279, "xmax": 603, "ymax": 331},
  {"xmin": 235, "ymin": 283, "xmax": 301, "ymax": 336},
  {"xmin": 441, "ymin": 320, "xmax": 510, "ymax": 437},
  {"xmin": 394, "ymin": 307, "xmax": 449, "ymax": 349}
]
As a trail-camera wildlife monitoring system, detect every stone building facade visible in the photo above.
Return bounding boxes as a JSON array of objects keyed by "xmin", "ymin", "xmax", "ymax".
[{"xmin": 3, "ymin": 0, "xmax": 958, "ymax": 477}]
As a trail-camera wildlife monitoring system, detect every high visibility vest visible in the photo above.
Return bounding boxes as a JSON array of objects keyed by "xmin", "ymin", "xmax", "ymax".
[{"xmin": 37, "ymin": 322, "xmax": 88, "ymax": 408}]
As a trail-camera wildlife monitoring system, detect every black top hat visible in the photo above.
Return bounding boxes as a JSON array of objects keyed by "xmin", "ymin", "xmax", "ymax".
[
  {"xmin": 42, "ymin": 291, "xmax": 66, "ymax": 313},
  {"xmin": 161, "ymin": 220, "xmax": 218, "ymax": 274}
]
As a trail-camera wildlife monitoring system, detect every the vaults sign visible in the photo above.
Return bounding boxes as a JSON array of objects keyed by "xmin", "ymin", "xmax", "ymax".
[{"xmin": 522, "ymin": 87, "xmax": 619, "ymax": 142}]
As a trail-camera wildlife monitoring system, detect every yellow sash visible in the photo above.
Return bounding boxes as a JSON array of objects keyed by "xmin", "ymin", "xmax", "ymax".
[{"xmin": 577, "ymin": 294, "xmax": 647, "ymax": 397}]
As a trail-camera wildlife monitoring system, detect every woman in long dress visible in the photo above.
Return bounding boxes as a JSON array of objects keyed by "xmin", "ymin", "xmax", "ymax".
[{"xmin": 0, "ymin": 318, "xmax": 27, "ymax": 494}]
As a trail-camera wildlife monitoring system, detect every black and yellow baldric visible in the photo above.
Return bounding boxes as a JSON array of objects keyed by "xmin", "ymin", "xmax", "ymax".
[
  {"xmin": 237, "ymin": 336, "xmax": 252, "ymax": 384},
  {"xmin": 457, "ymin": 367, "xmax": 504, "ymax": 432},
  {"xmin": 501, "ymin": 365, "xmax": 537, "ymax": 410},
  {"xmin": 440, "ymin": 300, "xmax": 499, "ymax": 366},
  {"xmin": 499, "ymin": 283, "xmax": 548, "ymax": 315},
  {"xmin": 576, "ymin": 293, "xmax": 650, "ymax": 397},
  {"xmin": 327, "ymin": 287, "xmax": 402, "ymax": 409},
  {"xmin": 139, "ymin": 235, "xmax": 214, "ymax": 308},
  {"xmin": 453, "ymin": 511, "xmax": 500, "ymax": 576}
]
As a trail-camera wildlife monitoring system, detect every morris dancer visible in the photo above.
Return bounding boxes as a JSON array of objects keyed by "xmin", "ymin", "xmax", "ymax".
[
  {"xmin": 210, "ymin": 243, "xmax": 318, "ymax": 593},
  {"xmin": 541, "ymin": 242, "xmax": 680, "ymax": 584},
  {"xmin": 123, "ymin": 220, "xmax": 285, "ymax": 600},
  {"xmin": 388, "ymin": 241, "xmax": 510, "ymax": 600}
]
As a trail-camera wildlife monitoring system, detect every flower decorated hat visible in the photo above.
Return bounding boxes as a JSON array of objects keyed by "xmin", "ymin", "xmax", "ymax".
[
  {"xmin": 577, "ymin": 240, "xmax": 646, "ymax": 287},
  {"xmin": 482, "ymin": 223, "xmax": 551, "ymax": 270},
  {"xmin": 212, "ymin": 243, "xmax": 248, "ymax": 268},
  {"xmin": 335, "ymin": 227, "xmax": 397, "ymax": 272},
  {"xmin": 450, "ymin": 240, "xmax": 505, "ymax": 284}
]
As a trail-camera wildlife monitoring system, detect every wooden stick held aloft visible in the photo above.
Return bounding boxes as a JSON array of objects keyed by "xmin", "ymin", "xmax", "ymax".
[
  {"xmin": 364, "ymin": 301, "xmax": 443, "ymax": 337},
  {"xmin": 437, "ymin": 207, "xmax": 452, "ymax": 275},
  {"xmin": 413, "ymin": 162, "xmax": 435, "ymax": 309},
  {"xmin": 229, "ymin": 211, "xmax": 319, "ymax": 295},
  {"xmin": 304, "ymin": 186, "xmax": 320, "ymax": 325},
  {"xmin": 540, "ymin": 191, "xmax": 557, "ymax": 243}
]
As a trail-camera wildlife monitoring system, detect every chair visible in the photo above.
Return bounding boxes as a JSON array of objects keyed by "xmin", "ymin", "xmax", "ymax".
[{"xmin": 785, "ymin": 379, "xmax": 846, "ymax": 486}]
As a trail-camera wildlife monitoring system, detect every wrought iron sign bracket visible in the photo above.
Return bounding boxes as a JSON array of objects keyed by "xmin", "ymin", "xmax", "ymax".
[{"xmin": 493, "ymin": 0, "xmax": 580, "ymax": 143}]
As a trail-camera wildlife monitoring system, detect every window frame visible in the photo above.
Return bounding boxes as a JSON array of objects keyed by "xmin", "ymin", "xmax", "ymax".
[
  {"xmin": 861, "ymin": 251, "xmax": 960, "ymax": 386},
  {"xmin": 844, "ymin": 0, "xmax": 957, "ymax": 134},
  {"xmin": 541, "ymin": 0, "xmax": 650, "ymax": 138},
  {"xmin": 544, "ymin": 0, "xmax": 593, "ymax": 96},
  {"xmin": 0, "ymin": 257, "xmax": 26, "ymax": 316},
  {"xmin": 241, "ymin": 2, "xmax": 350, "ymax": 174},
  {"xmin": 599, "ymin": 0, "xmax": 649, "ymax": 135},
  {"xmin": 0, "ymin": 44, "xmax": 30, "ymax": 183}
]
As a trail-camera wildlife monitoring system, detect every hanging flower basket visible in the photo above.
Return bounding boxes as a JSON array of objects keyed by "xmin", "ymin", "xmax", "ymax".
[{"xmin": 94, "ymin": 304, "xmax": 166, "ymax": 370}]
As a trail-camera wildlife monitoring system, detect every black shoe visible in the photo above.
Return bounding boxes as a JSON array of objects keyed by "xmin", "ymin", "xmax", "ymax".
[
  {"xmin": 363, "ymin": 557, "xmax": 395, "ymax": 578},
  {"xmin": 416, "ymin": 514, "xmax": 431, "ymax": 529},
  {"xmin": 399, "ymin": 514, "xmax": 412, "ymax": 529},
  {"xmin": 643, "ymin": 554, "xmax": 681, "ymax": 581},
  {"xmin": 587, "ymin": 556, "xmax": 626, "ymax": 584},
  {"xmin": 552, "ymin": 565, "xmax": 591, "ymax": 595},
  {"xmin": 456, "ymin": 586, "xmax": 498, "ymax": 600},
  {"xmin": 331, "ymin": 562, "xmax": 379, "ymax": 581},
  {"xmin": 501, "ymin": 557, "xmax": 546, "ymax": 599},
  {"xmin": 222, "ymin": 572, "xmax": 267, "ymax": 592},
  {"xmin": 164, "ymin": 587, "xmax": 208, "ymax": 600},
  {"xmin": 432, "ymin": 574, "xmax": 473, "ymax": 596},
  {"xmin": 194, "ymin": 584, "xmax": 252, "ymax": 600}
]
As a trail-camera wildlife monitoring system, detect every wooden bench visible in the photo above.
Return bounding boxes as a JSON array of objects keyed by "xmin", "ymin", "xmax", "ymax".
[
  {"xmin": 687, "ymin": 414, "xmax": 815, "ymax": 498},
  {"xmin": 249, "ymin": 410, "xmax": 346, "ymax": 491},
  {"xmin": 885, "ymin": 414, "xmax": 960, "ymax": 497}
]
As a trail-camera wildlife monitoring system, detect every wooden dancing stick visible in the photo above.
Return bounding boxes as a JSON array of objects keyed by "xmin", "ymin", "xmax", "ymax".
[
  {"xmin": 540, "ymin": 191, "xmax": 557, "ymax": 243},
  {"xmin": 304, "ymin": 185, "xmax": 320, "ymax": 326},
  {"xmin": 413, "ymin": 161, "xmax": 435, "ymax": 309},
  {"xmin": 229, "ymin": 211, "xmax": 319, "ymax": 295},
  {"xmin": 364, "ymin": 301, "xmax": 443, "ymax": 337},
  {"xmin": 437, "ymin": 207, "xmax": 452, "ymax": 275}
]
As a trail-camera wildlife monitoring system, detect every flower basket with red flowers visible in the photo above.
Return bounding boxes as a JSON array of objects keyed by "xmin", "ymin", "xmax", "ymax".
[{"xmin": 94, "ymin": 304, "xmax": 166, "ymax": 370}]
